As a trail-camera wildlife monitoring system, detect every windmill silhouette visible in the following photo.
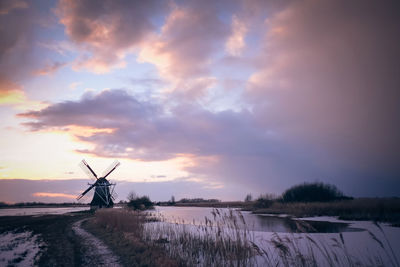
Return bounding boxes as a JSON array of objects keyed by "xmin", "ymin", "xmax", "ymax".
[{"xmin": 77, "ymin": 159, "xmax": 120, "ymax": 209}]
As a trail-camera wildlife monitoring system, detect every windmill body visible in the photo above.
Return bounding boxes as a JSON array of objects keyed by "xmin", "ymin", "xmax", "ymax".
[{"xmin": 77, "ymin": 160, "xmax": 120, "ymax": 210}]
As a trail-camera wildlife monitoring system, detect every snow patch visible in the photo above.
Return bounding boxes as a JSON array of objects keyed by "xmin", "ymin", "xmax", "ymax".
[{"xmin": 0, "ymin": 231, "xmax": 43, "ymax": 266}]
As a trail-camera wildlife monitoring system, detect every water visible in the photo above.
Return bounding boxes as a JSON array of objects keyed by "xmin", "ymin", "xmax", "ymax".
[
  {"xmin": 0, "ymin": 206, "xmax": 90, "ymax": 216},
  {"xmin": 152, "ymin": 206, "xmax": 400, "ymax": 266},
  {"xmin": 154, "ymin": 206, "xmax": 361, "ymax": 233}
]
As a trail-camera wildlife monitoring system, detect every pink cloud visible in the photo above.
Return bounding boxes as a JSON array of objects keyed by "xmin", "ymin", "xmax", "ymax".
[
  {"xmin": 225, "ymin": 15, "xmax": 248, "ymax": 57},
  {"xmin": 139, "ymin": 2, "xmax": 228, "ymax": 80},
  {"xmin": 32, "ymin": 192, "xmax": 76, "ymax": 199},
  {"xmin": 56, "ymin": 0, "xmax": 166, "ymax": 73},
  {"xmin": 0, "ymin": 0, "xmax": 28, "ymax": 15},
  {"xmin": 34, "ymin": 61, "xmax": 67, "ymax": 76}
]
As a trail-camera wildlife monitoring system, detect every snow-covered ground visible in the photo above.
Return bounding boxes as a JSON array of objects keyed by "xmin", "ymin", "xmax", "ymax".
[{"xmin": 0, "ymin": 231, "xmax": 42, "ymax": 266}]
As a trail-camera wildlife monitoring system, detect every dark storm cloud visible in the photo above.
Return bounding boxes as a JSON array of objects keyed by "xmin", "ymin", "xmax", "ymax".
[
  {"xmin": 0, "ymin": 0, "xmax": 34, "ymax": 94},
  {"xmin": 247, "ymin": 0, "xmax": 400, "ymax": 195},
  {"xmin": 0, "ymin": 0, "xmax": 64, "ymax": 100},
  {"xmin": 18, "ymin": 89, "xmax": 272, "ymax": 161}
]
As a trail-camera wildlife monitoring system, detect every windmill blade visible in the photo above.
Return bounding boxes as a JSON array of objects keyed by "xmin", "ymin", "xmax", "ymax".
[
  {"xmin": 77, "ymin": 192, "xmax": 90, "ymax": 203},
  {"xmin": 79, "ymin": 159, "xmax": 98, "ymax": 180},
  {"xmin": 110, "ymin": 184, "xmax": 117, "ymax": 200},
  {"xmin": 77, "ymin": 183, "xmax": 96, "ymax": 200},
  {"xmin": 102, "ymin": 160, "xmax": 120, "ymax": 179}
]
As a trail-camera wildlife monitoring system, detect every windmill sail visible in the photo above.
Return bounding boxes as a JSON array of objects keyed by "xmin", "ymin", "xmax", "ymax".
[
  {"xmin": 102, "ymin": 160, "xmax": 120, "ymax": 179},
  {"xmin": 77, "ymin": 182, "xmax": 97, "ymax": 200},
  {"xmin": 79, "ymin": 160, "xmax": 98, "ymax": 181}
]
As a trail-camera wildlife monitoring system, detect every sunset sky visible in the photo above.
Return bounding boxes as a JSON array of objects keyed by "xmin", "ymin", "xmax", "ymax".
[{"xmin": 1, "ymin": 0, "xmax": 399, "ymax": 203}]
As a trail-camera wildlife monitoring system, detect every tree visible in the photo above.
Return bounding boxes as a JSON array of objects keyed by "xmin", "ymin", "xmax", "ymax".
[
  {"xmin": 170, "ymin": 195, "xmax": 175, "ymax": 205},
  {"xmin": 244, "ymin": 194, "xmax": 253, "ymax": 202},
  {"xmin": 127, "ymin": 191, "xmax": 154, "ymax": 210},
  {"xmin": 127, "ymin": 191, "xmax": 138, "ymax": 202},
  {"xmin": 282, "ymin": 182, "xmax": 350, "ymax": 203}
]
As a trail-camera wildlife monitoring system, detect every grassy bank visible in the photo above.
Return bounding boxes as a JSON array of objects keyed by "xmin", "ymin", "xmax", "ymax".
[
  {"xmin": 83, "ymin": 209, "xmax": 181, "ymax": 266},
  {"xmin": 251, "ymin": 198, "xmax": 400, "ymax": 223},
  {"xmin": 167, "ymin": 198, "xmax": 400, "ymax": 225},
  {"xmin": 174, "ymin": 201, "xmax": 254, "ymax": 209}
]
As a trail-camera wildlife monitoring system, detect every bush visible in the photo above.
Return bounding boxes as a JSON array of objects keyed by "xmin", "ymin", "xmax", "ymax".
[
  {"xmin": 127, "ymin": 194, "xmax": 154, "ymax": 210},
  {"xmin": 282, "ymin": 182, "xmax": 350, "ymax": 203},
  {"xmin": 254, "ymin": 194, "xmax": 276, "ymax": 208},
  {"xmin": 254, "ymin": 198, "xmax": 273, "ymax": 208}
]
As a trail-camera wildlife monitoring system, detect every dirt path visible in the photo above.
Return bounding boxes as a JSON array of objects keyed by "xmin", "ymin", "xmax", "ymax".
[{"xmin": 72, "ymin": 219, "xmax": 122, "ymax": 267}]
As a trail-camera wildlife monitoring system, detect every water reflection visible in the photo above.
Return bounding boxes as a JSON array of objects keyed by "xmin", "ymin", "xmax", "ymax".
[
  {"xmin": 155, "ymin": 206, "xmax": 361, "ymax": 233},
  {"xmin": 0, "ymin": 207, "xmax": 90, "ymax": 216},
  {"xmin": 250, "ymin": 214, "xmax": 360, "ymax": 233}
]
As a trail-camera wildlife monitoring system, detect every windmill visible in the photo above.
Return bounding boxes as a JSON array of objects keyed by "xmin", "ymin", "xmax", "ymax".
[{"xmin": 77, "ymin": 159, "xmax": 120, "ymax": 209}]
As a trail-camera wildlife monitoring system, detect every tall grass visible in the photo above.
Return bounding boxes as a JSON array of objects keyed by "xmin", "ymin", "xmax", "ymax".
[
  {"xmin": 144, "ymin": 209, "xmax": 257, "ymax": 266},
  {"xmin": 91, "ymin": 208, "xmax": 399, "ymax": 267},
  {"xmin": 90, "ymin": 209, "xmax": 179, "ymax": 266}
]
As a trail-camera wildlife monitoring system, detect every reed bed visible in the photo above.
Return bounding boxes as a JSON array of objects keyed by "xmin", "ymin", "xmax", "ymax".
[
  {"xmin": 91, "ymin": 208, "xmax": 399, "ymax": 267},
  {"xmin": 144, "ymin": 209, "xmax": 257, "ymax": 266}
]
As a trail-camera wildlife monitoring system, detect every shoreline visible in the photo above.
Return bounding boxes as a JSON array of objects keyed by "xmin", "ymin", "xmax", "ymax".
[{"xmin": 162, "ymin": 198, "xmax": 400, "ymax": 225}]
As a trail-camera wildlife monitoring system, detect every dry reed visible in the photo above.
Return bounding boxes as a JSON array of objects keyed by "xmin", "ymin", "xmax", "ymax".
[{"xmin": 91, "ymin": 208, "xmax": 399, "ymax": 267}]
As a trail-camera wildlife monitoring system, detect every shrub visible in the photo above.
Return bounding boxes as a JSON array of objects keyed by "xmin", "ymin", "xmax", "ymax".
[
  {"xmin": 254, "ymin": 194, "xmax": 277, "ymax": 208},
  {"xmin": 282, "ymin": 182, "xmax": 349, "ymax": 203},
  {"xmin": 127, "ymin": 195, "xmax": 154, "ymax": 210}
]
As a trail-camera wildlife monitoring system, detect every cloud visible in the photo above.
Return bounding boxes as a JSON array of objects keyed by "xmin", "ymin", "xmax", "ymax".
[
  {"xmin": 246, "ymin": 0, "xmax": 400, "ymax": 192},
  {"xmin": 0, "ymin": 0, "xmax": 28, "ymax": 15},
  {"xmin": 0, "ymin": 0, "xmax": 44, "ymax": 105},
  {"xmin": 0, "ymin": 76, "xmax": 25, "ymax": 104},
  {"xmin": 18, "ymin": 89, "xmax": 160, "ymax": 131},
  {"xmin": 139, "ymin": 1, "xmax": 228, "ymax": 80},
  {"xmin": 225, "ymin": 15, "xmax": 247, "ymax": 56},
  {"xmin": 17, "ymin": 89, "xmax": 292, "ymax": 194},
  {"xmin": 18, "ymin": 89, "xmax": 265, "ymax": 161},
  {"xmin": 137, "ymin": 1, "xmax": 232, "ymax": 101},
  {"xmin": 12, "ymin": 0, "xmax": 400, "ymax": 197},
  {"xmin": 55, "ymin": 0, "xmax": 238, "ymax": 100},
  {"xmin": 32, "ymin": 192, "xmax": 76, "ymax": 199},
  {"xmin": 56, "ymin": 0, "xmax": 166, "ymax": 73},
  {"xmin": 0, "ymin": 0, "xmax": 34, "ymax": 75},
  {"xmin": 34, "ymin": 61, "xmax": 67, "ymax": 76}
]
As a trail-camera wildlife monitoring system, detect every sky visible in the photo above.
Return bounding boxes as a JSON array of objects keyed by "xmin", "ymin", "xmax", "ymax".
[{"xmin": 1, "ymin": 0, "xmax": 400, "ymax": 203}]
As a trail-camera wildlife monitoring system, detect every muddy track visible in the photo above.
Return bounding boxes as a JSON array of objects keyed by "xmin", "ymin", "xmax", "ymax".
[{"xmin": 72, "ymin": 219, "xmax": 122, "ymax": 267}]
